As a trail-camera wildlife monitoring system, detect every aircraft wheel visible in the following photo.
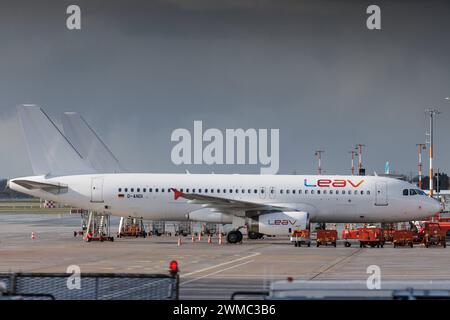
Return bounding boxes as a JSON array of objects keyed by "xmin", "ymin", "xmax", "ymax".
[
  {"xmin": 227, "ymin": 230, "xmax": 242, "ymax": 244},
  {"xmin": 236, "ymin": 230, "xmax": 243, "ymax": 243}
]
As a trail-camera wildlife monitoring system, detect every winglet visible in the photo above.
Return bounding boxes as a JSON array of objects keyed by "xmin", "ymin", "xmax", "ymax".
[{"xmin": 171, "ymin": 188, "xmax": 184, "ymax": 200}]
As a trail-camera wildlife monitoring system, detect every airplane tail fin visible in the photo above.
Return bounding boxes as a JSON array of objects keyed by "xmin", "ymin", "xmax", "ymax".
[
  {"xmin": 17, "ymin": 105, "xmax": 95, "ymax": 176},
  {"xmin": 62, "ymin": 112, "xmax": 125, "ymax": 173}
]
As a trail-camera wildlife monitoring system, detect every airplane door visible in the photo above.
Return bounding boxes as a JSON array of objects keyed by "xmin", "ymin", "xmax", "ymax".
[
  {"xmin": 91, "ymin": 178, "xmax": 104, "ymax": 203},
  {"xmin": 269, "ymin": 187, "xmax": 276, "ymax": 199},
  {"xmin": 259, "ymin": 187, "xmax": 266, "ymax": 199},
  {"xmin": 375, "ymin": 182, "xmax": 388, "ymax": 206}
]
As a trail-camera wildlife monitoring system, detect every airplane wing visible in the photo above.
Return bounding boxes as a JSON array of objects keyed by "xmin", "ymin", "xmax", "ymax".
[
  {"xmin": 11, "ymin": 179, "xmax": 68, "ymax": 195},
  {"xmin": 171, "ymin": 188, "xmax": 292, "ymax": 217}
]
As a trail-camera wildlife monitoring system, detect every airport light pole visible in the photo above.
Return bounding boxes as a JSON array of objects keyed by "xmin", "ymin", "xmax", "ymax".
[
  {"xmin": 315, "ymin": 150, "xmax": 324, "ymax": 175},
  {"xmin": 355, "ymin": 144, "xmax": 365, "ymax": 175},
  {"xmin": 426, "ymin": 108, "xmax": 440, "ymax": 197},
  {"xmin": 348, "ymin": 150, "xmax": 357, "ymax": 175},
  {"xmin": 416, "ymin": 143, "xmax": 426, "ymax": 189}
]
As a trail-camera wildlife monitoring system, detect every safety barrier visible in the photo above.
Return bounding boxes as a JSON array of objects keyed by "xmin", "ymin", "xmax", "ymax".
[{"xmin": 0, "ymin": 272, "xmax": 179, "ymax": 300}]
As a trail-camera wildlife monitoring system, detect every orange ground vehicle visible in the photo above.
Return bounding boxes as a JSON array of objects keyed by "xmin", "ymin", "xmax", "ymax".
[
  {"xmin": 358, "ymin": 227, "xmax": 384, "ymax": 248},
  {"xmin": 342, "ymin": 228, "xmax": 359, "ymax": 247},
  {"xmin": 316, "ymin": 230, "xmax": 337, "ymax": 247},
  {"xmin": 393, "ymin": 230, "xmax": 414, "ymax": 248},
  {"xmin": 383, "ymin": 229, "xmax": 396, "ymax": 243},
  {"xmin": 421, "ymin": 222, "xmax": 446, "ymax": 248},
  {"xmin": 290, "ymin": 229, "xmax": 311, "ymax": 247}
]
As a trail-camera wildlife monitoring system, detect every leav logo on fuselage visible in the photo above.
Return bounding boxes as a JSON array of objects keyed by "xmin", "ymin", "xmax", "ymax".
[{"xmin": 304, "ymin": 179, "xmax": 365, "ymax": 188}]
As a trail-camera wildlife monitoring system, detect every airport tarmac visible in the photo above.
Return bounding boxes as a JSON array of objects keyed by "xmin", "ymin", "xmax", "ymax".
[{"xmin": 1, "ymin": 213, "xmax": 450, "ymax": 299}]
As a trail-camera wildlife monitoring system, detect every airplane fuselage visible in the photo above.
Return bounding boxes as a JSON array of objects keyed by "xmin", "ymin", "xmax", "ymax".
[{"xmin": 9, "ymin": 173, "xmax": 440, "ymax": 223}]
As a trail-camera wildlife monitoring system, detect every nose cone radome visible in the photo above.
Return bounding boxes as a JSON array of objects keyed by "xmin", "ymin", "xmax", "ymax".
[{"xmin": 428, "ymin": 198, "xmax": 442, "ymax": 216}]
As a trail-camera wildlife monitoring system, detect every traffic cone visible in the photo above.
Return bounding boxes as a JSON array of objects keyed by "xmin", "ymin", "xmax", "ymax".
[
  {"xmin": 208, "ymin": 235, "xmax": 212, "ymax": 244},
  {"xmin": 31, "ymin": 231, "xmax": 36, "ymax": 240},
  {"xmin": 177, "ymin": 236, "xmax": 182, "ymax": 246}
]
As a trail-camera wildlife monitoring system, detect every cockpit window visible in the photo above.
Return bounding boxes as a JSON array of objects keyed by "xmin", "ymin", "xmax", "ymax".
[
  {"xmin": 409, "ymin": 189, "xmax": 417, "ymax": 195},
  {"xmin": 403, "ymin": 189, "xmax": 408, "ymax": 196},
  {"xmin": 416, "ymin": 189, "xmax": 427, "ymax": 196}
]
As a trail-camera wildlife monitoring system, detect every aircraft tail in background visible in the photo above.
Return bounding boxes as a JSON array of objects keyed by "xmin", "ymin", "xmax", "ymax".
[{"xmin": 62, "ymin": 112, "xmax": 125, "ymax": 173}]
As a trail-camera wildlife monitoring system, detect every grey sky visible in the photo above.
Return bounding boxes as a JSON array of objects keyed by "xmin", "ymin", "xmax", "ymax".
[{"xmin": 0, "ymin": 0, "xmax": 449, "ymax": 178}]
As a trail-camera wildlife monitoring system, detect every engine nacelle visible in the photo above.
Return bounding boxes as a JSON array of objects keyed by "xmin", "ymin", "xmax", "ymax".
[
  {"xmin": 248, "ymin": 211, "xmax": 309, "ymax": 236},
  {"xmin": 186, "ymin": 210, "xmax": 233, "ymax": 224}
]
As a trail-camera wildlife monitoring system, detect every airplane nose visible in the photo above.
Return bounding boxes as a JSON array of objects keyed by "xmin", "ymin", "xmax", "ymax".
[{"xmin": 430, "ymin": 199, "xmax": 442, "ymax": 215}]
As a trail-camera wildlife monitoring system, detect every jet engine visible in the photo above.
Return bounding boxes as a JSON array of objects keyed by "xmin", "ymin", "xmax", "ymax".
[{"xmin": 247, "ymin": 211, "xmax": 309, "ymax": 236}]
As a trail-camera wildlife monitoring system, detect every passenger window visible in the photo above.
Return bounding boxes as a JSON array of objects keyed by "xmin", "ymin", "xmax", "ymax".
[
  {"xmin": 235, "ymin": 189, "xmax": 239, "ymax": 193},
  {"xmin": 229, "ymin": 189, "xmax": 233, "ymax": 193},
  {"xmin": 329, "ymin": 190, "xmax": 333, "ymax": 194},
  {"xmin": 410, "ymin": 189, "xmax": 417, "ymax": 195},
  {"xmin": 261, "ymin": 189, "xmax": 265, "ymax": 194},
  {"xmin": 217, "ymin": 189, "xmax": 221, "ymax": 193},
  {"xmin": 354, "ymin": 190, "xmax": 358, "ymax": 195},
  {"xmin": 155, "ymin": 188, "xmax": 158, "ymax": 192},
  {"xmin": 118, "ymin": 188, "xmax": 122, "ymax": 192},
  {"xmin": 292, "ymin": 190, "xmax": 296, "ymax": 194},
  {"xmin": 204, "ymin": 189, "xmax": 208, "ymax": 193},
  {"xmin": 149, "ymin": 188, "xmax": 152, "ymax": 192},
  {"xmin": 137, "ymin": 188, "xmax": 140, "ymax": 192},
  {"xmin": 305, "ymin": 190, "xmax": 309, "ymax": 194},
  {"xmin": 286, "ymin": 190, "xmax": 290, "ymax": 194},
  {"xmin": 336, "ymin": 190, "xmax": 339, "ymax": 194},
  {"xmin": 298, "ymin": 190, "xmax": 302, "ymax": 194},
  {"xmin": 143, "ymin": 188, "xmax": 146, "ymax": 192},
  {"xmin": 131, "ymin": 188, "xmax": 134, "ymax": 192},
  {"xmin": 124, "ymin": 188, "xmax": 128, "ymax": 192},
  {"xmin": 317, "ymin": 190, "xmax": 321, "ymax": 194},
  {"xmin": 311, "ymin": 190, "xmax": 315, "ymax": 194},
  {"xmin": 360, "ymin": 190, "xmax": 364, "ymax": 195},
  {"xmin": 367, "ymin": 191, "xmax": 370, "ymax": 195},
  {"xmin": 186, "ymin": 188, "xmax": 189, "ymax": 193},
  {"xmin": 223, "ymin": 189, "xmax": 226, "ymax": 193},
  {"xmin": 403, "ymin": 189, "xmax": 409, "ymax": 196},
  {"xmin": 323, "ymin": 190, "xmax": 327, "ymax": 194},
  {"xmin": 161, "ymin": 188, "xmax": 164, "ymax": 192}
]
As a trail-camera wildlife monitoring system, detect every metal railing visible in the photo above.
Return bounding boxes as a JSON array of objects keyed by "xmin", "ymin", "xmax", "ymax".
[{"xmin": 0, "ymin": 272, "xmax": 178, "ymax": 300}]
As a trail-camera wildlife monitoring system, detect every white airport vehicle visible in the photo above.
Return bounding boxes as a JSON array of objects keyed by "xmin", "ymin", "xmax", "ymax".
[{"xmin": 8, "ymin": 106, "xmax": 441, "ymax": 243}]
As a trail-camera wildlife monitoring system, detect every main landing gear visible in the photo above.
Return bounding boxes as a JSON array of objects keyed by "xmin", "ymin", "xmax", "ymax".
[{"xmin": 227, "ymin": 230, "xmax": 243, "ymax": 244}]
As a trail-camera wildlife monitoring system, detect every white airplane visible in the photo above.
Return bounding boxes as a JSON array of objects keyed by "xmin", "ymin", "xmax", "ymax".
[{"xmin": 8, "ymin": 106, "xmax": 441, "ymax": 243}]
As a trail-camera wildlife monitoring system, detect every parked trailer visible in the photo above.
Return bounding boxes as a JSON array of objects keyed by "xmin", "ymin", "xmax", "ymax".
[
  {"xmin": 383, "ymin": 229, "xmax": 396, "ymax": 243},
  {"xmin": 358, "ymin": 228, "xmax": 384, "ymax": 248},
  {"xmin": 422, "ymin": 222, "xmax": 446, "ymax": 248},
  {"xmin": 393, "ymin": 230, "xmax": 414, "ymax": 248},
  {"xmin": 316, "ymin": 230, "xmax": 337, "ymax": 247},
  {"xmin": 342, "ymin": 228, "xmax": 359, "ymax": 247},
  {"xmin": 290, "ymin": 230, "xmax": 311, "ymax": 247}
]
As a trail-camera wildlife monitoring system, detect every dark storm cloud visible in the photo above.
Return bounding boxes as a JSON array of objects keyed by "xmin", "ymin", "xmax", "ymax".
[{"xmin": 0, "ymin": 0, "xmax": 449, "ymax": 177}]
